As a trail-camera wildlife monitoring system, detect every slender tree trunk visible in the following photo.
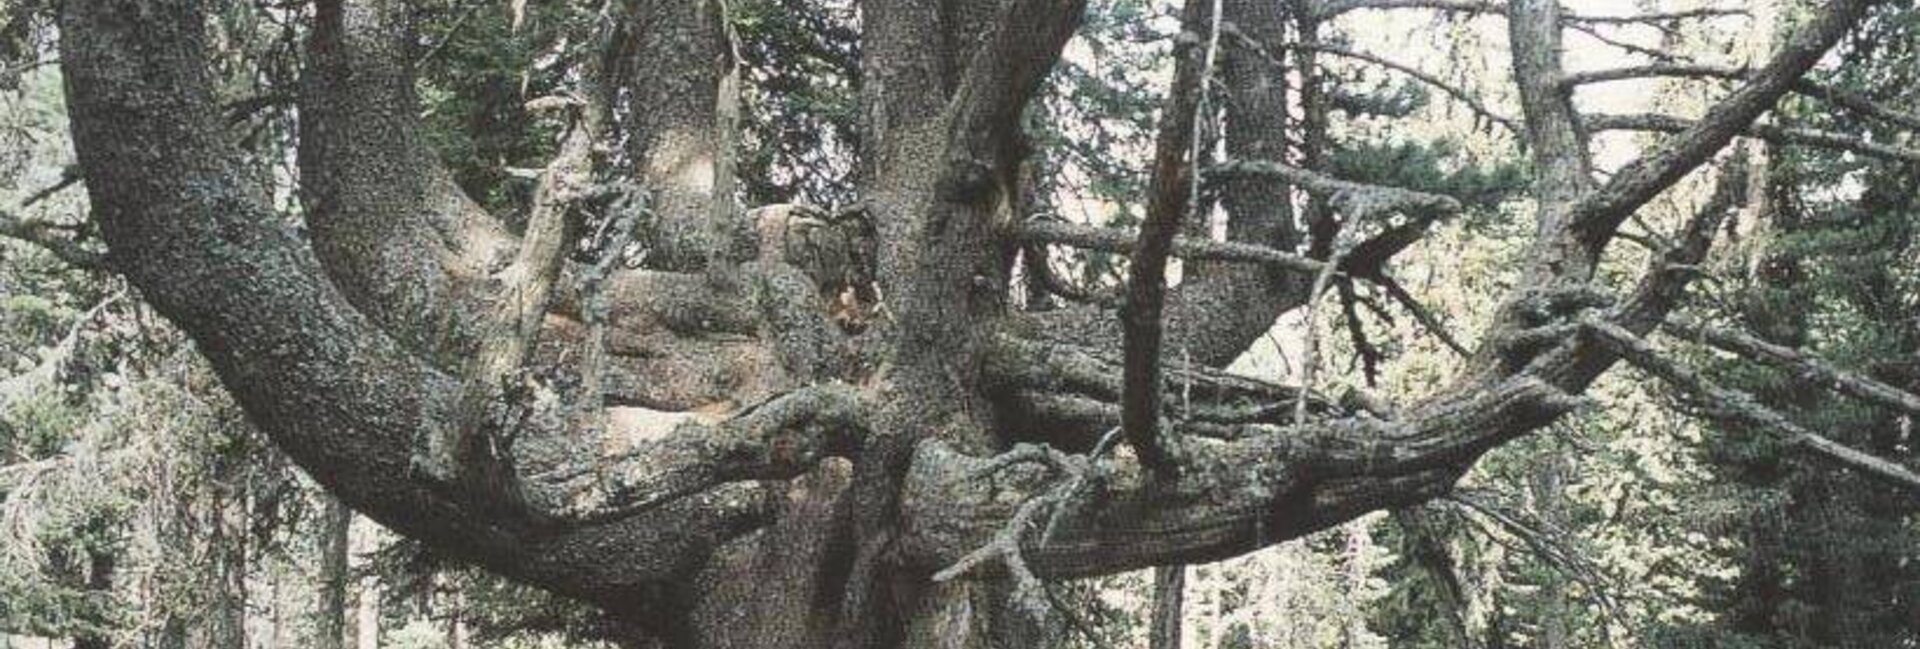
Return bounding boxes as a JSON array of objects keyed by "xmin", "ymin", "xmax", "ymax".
[
  {"xmin": 353, "ymin": 517, "xmax": 380, "ymax": 649},
  {"xmin": 1150, "ymin": 566, "xmax": 1187, "ymax": 649},
  {"xmin": 317, "ymin": 495, "xmax": 352, "ymax": 649},
  {"xmin": 1529, "ymin": 452, "xmax": 1568, "ymax": 649},
  {"xmin": 70, "ymin": 547, "xmax": 114, "ymax": 649}
]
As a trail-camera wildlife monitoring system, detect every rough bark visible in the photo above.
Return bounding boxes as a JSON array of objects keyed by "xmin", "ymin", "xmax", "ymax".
[{"xmin": 51, "ymin": 0, "xmax": 1900, "ymax": 646}]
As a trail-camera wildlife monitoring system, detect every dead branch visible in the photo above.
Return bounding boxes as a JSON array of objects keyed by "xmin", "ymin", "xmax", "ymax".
[
  {"xmin": 0, "ymin": 208, "xmax": 105, "ymax": 270},
  {"xmin": 1206, "ymin": 159, "xmax": 1465, "ymax": 217},
  {"xmin": 1314, "ymin": 1, "xmax": 1742, "ymax": 25}
]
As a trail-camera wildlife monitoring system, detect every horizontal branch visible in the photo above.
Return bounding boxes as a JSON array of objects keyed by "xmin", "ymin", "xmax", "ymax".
[
  {"xmin": 1587, "ymin": 112, "xmax": 1920, "ymax": 164},
  {"xmin": 1010, "ymin": 218, "xmax": 1326, "ymax": 274},
  {"xmin": 1567, "ymin": 65, "xmax": 1920, "ymax": 132},
  {"xmin": 539, "ymin": 384, "xmax": 870, "ymax": 524},
  {"xmin": 1661, "ymin": 316, "xmax": 1920, "ymax": 417},
  {"xmin": 904, "ymin": 371, "xmax": 1586, "ymax": 578},
  {"xmin": 1583, "ymin": 317, "xmax": 1920, "ymax": 492},
  {"xmin": 1205, "ymin": 159, "xmax": 1465, "ymax": 217},
  {"xmin": 1314, "ymin": 0, "xmax": 1744, "ymax": 24},
  {"xmin": 1272, "ymin": 42, "xmax": 1520, "ymax": 135}
]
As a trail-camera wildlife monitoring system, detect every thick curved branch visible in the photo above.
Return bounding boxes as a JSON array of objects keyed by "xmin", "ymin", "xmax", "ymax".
[
  {"xmin": 300, "ymin": 0, "xmax": 512, "ymax": 359},
  {"xmin": 1583, "ymin": 318, "xmax": 1920, "ymax": 492},
  {"xmin": 53, "ymin": 0, "xmax": 816, "ymax": 621}
]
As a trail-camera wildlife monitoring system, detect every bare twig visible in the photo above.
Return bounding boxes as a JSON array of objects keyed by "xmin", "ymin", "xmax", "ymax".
[
  {"xmin": 1206, "ymin": 159, "xmax": 1465, "ymax": 217},
  {"xmin": 0, "ymin": 209, "xmax": 105, "ymax": 270},
  {"xmin": 20, "ymin": 165, "xmax": 82, "ymax": 209},
  {"xmin": 1567, "ymin": 63, "xmax": 1920, "ymax": 132}
]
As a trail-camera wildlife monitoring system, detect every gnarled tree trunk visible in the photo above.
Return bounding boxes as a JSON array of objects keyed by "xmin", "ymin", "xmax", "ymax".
[{"xmin": 51, "ymin": 0, "xmax": 1908, "ymax": 646}]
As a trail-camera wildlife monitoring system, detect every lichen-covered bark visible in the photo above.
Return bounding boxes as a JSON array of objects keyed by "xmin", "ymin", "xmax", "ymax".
[
  {"xmin": 300, "ymin": 0, "xmax": 512, "ymax": 361},
  {"xmin": 612, "ymin": 0, "xmax": 743, "ymax": 270},
  {"xmin": 56, "ymin": 0, "xmax": 1895, "ymax": 646}
]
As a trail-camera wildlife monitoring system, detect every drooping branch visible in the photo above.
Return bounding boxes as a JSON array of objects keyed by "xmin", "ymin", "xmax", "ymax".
[
  {"xmin": 1582, "ymin": 317, "xmax": 1920, "ymax": 492},
  {"xmin": 1660, "ymin": 317, "xmax": 1920, "ymax": 418},
  {"xmin": 1586, "ymin": 113, "xmax": 1920, "ymax": 165}
]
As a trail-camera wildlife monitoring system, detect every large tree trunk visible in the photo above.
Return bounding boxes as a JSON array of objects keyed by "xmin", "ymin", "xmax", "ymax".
[{"xmin": 49, "ymin": 0, "xmax": 1892, "ymax": 645}]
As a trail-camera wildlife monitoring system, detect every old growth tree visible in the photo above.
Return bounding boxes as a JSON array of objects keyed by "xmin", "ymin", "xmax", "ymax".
[{"xmin": 25, "ymin": 0, "xmax": 1920, "ymax": 646}]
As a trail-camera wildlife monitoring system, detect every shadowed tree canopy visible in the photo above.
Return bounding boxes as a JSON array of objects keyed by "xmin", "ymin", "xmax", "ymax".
[{"xmin": 17, "ymin": 0, "xmax": 1920, "ymax": 646}]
